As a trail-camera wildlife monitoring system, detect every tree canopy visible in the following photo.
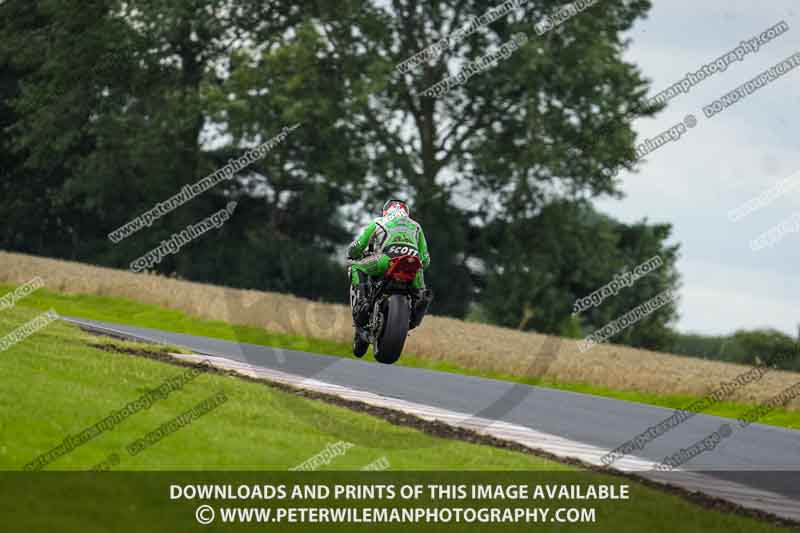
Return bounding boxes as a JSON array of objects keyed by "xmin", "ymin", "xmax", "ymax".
[{"xmin": 1, "ymin": 0, "xmax": 683, "ymax": 350}]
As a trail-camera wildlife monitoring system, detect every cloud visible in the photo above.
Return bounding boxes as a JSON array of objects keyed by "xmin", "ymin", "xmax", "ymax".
[{"xmin": 596, "ymin": 0, "xmax": 800, "ymax": 335}]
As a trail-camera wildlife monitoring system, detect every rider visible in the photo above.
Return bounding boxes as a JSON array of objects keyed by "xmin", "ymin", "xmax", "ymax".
[{"xmin": 347, "ymin": 199, "xmax": 433, "ymax": 330}]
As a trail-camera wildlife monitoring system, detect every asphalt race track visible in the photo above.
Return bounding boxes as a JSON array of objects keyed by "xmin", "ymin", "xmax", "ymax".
[{"xmin": 64, "ymin": 316, "xmax": 800, "ymax": 520}]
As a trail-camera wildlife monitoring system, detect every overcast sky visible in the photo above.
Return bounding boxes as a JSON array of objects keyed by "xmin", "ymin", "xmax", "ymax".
[{"xmin": 592, "ymin": 0, "xmax": 800, "ymax": 337}]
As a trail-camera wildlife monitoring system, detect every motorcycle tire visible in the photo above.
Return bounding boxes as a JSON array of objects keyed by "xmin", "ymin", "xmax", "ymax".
[{"xmin": 374, "ymin": 294, "xmax": 410, "ymax": 364}]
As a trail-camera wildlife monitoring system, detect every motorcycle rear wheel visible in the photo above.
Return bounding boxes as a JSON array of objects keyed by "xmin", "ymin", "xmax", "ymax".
[{"xmin": 374, "ymin": 294, "xmax": 410, "ymax": 364}]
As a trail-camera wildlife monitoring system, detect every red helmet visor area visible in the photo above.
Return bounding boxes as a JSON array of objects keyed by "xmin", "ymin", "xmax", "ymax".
[{"xmin": 385, "ymin": 255, "xmax": 422, "ymax": 281}]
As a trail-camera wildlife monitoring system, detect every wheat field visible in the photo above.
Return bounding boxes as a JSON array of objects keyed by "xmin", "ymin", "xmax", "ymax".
[{"xmin": 1, "ymin": 250, "xmax": 798, "ymax": 410}]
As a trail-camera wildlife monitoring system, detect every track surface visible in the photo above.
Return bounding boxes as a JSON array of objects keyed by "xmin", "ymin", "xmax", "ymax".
[{"xmin": 67, "ymin": 317, "xmax": 799, "ymax": 514}]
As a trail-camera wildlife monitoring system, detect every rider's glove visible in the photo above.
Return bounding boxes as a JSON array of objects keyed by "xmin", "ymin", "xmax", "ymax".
[{"xmin": 347, "ymin": 242, "xmax": 361, "ymax": 261}]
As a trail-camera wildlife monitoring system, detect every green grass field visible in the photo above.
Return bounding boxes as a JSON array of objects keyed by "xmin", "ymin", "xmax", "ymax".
[
  {"xmin": 0, "ymin": 303, "xmax": 560, "ymax": 472},
  {"xmin": 0, "ymin": 292, "xmax": 795, "ymax": 532},
  {"xmin": 7, "ymin": 284, "xmax": 800, "ymax": 430}
]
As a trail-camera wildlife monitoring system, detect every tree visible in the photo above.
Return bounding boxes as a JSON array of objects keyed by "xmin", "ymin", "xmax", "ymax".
[
  {"xmin": 1, "ymin": 0, "xmax": 681, "ymax": 343},
  {"xmin": 480, "ymin": 199, "xmax": 680, "ymax": 351},
  {"xmin": 0, "ymin": 0, "xmax": 124, "ymax": 259},
  {"xmin": 733, "ymin": 329, "xmax": 800, "ymax": 370},
  {"xmin": 1, "ymin": 0, "xmax": 355, "ymax": 299},
  {"xmin": 275, "ymin": 0, "xmax": 658, "ymax": 316}
]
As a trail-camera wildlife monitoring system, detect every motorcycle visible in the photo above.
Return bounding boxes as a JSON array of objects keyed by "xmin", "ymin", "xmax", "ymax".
[{"xmin": 348, "ymin": 253, "xmax": 425, "ymax": 364}]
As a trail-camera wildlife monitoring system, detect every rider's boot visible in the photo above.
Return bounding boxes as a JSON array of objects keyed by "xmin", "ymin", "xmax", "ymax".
[
  {"xmin": 409, "ymin": 288, "xmax": 433, "ymax": 329},
  {"xmin": 351, "ymin": 272, "xmax": 371, "ymax": 327},
  {"xmin": 352, "ymin": 328, "xmax": 369, "ymax": 357}
]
